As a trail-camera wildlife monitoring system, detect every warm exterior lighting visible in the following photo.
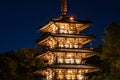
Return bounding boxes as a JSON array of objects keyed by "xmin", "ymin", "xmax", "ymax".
[
  {"xmin": 49, "ymin": 41, "xmax": 52, "ymax": 44},
  {"xmin": 58, "ymin": 75, "xmax": 64, "ymax": 79},
  {"xmin": 36, "ymin": 0, "xmax": 99, "ymax": 79},
  {"xmin": 65, "ymin": 58, "xmax": 74, "ymax": 64},
  {"xmin": 74, "ymin": 43, "xmax": 79, "ymax": 48},
  {"xmin": 59, "ymin": 44, "xmax": 64, "ymax": 48},
  {"xmin": 70, "ymin": 17, "xmax": 74, "ymax": 20},
  {"xmin": 67, "ymin": 54, "xmax": 72, "ymax": 57},
  {"xmin": 59, "ymin": 70, "xmax": 62, "ymax": 73},
  {"xmin": 67, "ymin": 40, "xmax": 70, "ymax": 43},
  {"xmin": 61, "ymin": 26, "xmax": 65, "ymax": 29},
  {"xmin": 66, "ymin": 74, "xmax": 75, "ymax": 79},
  {"xmin": 79, "ymin": 70, "xmax": 82, "ymax": 73},
  {"xmin": 58, "ymin": 58, "xmax": 63, "ymax": 63},
  {"xmin": 76, "ymin": 59, "xmax": 82, "ymax": 64},
  {"xmin": 68, "ymin": 70, "xmax": 72, "ymax": 73},
  {"xmin": 65, "ymin": 44, "xmax": 69, "ymax": 48},
  {"xmin": 77, "ymin": 74, "xmax": 84, "ymax": 80}
]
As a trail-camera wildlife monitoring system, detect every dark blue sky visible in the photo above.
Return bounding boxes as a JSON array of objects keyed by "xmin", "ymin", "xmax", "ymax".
[{"xmin": 0, "ymin": 0, "xmax": 120, "ymax": 53}]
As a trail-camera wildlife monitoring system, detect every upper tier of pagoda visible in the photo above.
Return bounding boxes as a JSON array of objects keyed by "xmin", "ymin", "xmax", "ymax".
[{"xmin": 38, "ymin": 16, "xmax": 92, "ymax": 34}]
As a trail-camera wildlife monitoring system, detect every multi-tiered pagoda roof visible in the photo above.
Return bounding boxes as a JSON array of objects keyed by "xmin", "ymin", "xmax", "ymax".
[{"xmin": 36, "ymin": 0, "xmax": 99, "ymax": 80}]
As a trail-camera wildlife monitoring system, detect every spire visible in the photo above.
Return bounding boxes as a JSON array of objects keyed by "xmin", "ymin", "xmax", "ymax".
[{"xmin": 61, "ymin": 0, "xmax": 67, "ymax": 16}]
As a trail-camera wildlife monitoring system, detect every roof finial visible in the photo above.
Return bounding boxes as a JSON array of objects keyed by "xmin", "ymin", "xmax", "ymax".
[{"xmin": 61, "ymin": 0, "xmax": 67, "ymax": 16}]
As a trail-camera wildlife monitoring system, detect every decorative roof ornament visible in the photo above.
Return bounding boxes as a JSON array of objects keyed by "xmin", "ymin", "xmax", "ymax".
[{"xmin": 61, "ymin": 0, "xmax": 67, "ymax": 16}]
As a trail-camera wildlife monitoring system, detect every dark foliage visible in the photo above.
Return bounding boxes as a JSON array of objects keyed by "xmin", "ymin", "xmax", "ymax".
[
  {"xmin": 0, "ymin": 48, "xmax": 45, "ymax": 80},
  {"xmin": 89, "ymin": 22, "xmax": 120, "ymax": 80}
]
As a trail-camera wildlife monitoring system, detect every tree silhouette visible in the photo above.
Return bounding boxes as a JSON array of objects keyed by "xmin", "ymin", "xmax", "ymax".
[{"xmin": 0, "ymin": 48, "xmax": 45, "ymax": 80}]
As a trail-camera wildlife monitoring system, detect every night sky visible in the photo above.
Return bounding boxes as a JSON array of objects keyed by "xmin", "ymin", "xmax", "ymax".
[{"xmin": 0, "ymin": 0, "xmax": 120, "ymax": 53}]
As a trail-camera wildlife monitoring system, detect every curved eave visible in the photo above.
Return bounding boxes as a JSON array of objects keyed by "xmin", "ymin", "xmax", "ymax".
[
  {"xmin": 35, "ymin": 65, "xmax": 99, "ymax": 74},
  {"xmin": 36, "ymin": 36, "xmax": 51, "ymax": 46},
  {"xmin": 51, "ymin": 16, "xmax": 93, "ymax": 24},
  {"xmin": 52, "ymin": 34, "xmax": 96, "ymax": 39},
  {"xmin": 36, "ymin": 51, "xmax": 50, "ymax": 58},
  {"xmin": 50, "ymin": 48, "xmax": 98, "ymax": 53},
  {"xmin": 38, "ymin": 21, "xmax": 54, "ymax": 31},
  {"xmin": 38, "ymin": 16, "xmax": 93, "ymax": 32},
  {"xmin": 50, "ymin": 64, "xmax": 98, "ymax": 69},
  {"xmin": 36, "ymin": 50, "xmax": 98, "ymax": 59},
  {"xmin": 50, "ymin": 64, "xmax": 99, "ymax": 73},
  {"xmin": 34, "ymin": 69, "xmax": 48, "ymax": 75}
]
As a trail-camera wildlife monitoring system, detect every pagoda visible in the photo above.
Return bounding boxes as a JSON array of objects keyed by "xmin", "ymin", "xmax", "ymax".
[{"xmin": 36, "ymin": 0, "xmax": 99, "ymax": 80}]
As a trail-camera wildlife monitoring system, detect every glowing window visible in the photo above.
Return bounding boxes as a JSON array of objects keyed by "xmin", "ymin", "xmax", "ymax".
[
  {"xmin": 68, "ymin": 70, "xmax": 72, "ymax": 73},
  {"xmin": 69, "ymin": 44, "xmax": 73, "ymax": 48},
  {"xmin": 61, "ymin": 26, "xmax": 64, "ymax": 29},
  {"xmin": 70, "ymin": 26, "xmax": 74, "ymax": 29},
  {"xmin": 58, "ymin": 75, "xmax": 64, "ymax": 79},
  {"xmin": 67, "ymin": 54, "xmax": 72, "ymax": 57},
  {"xmin": 77, "ymin": 75, "xmax": 84, "ymax": 80},
  {"xmin": 58, "ymin": 58, "xmax": 63, "ymax": 63},
  {"xmin": 64, "ymin": 44, "xmax": 69, "ymax": 48},
  {"xmin": 76, "ymin": 59, "xmax": 82, "ymax": 64},
  {"xmin": 74, "ymin": 44, "xmax": 79, "ymax": 48},
  {"xmin": 58, "ymin": 70, "xmax": 62, "ymax": 73},
  {"xmin": 64, "ymin": 30, "xmax": 68, "ymax": 33},
  {"xmin": 66, "ymin": 75, "xmax": 75, "ymax": 79},
  {"xmin": 60, "ymin": 30, "xmax": 64, "ymax": 33},
  {"xmin": 65, "ymin": 59, "xmax": 74, "ymax": 64},
  {"xmin": 59, "ymin": 44, "xmax": 64, "ymax": 48}
]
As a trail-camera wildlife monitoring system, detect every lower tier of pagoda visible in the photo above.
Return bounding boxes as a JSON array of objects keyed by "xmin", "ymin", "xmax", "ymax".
[
  {"xmin": 36, "ymin": 64, "xmax": 99, "ymax": 80},
  {"xmin": 36, "ymin": 45, "xmax": 99, "ymax": 80},
  {"xmin": 50, "ymin": 48, "xmax": 97, "ymax": 53},
  {"xmin": 50, "ymin": 64, "xmax": 99, "ymax": 70}
]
